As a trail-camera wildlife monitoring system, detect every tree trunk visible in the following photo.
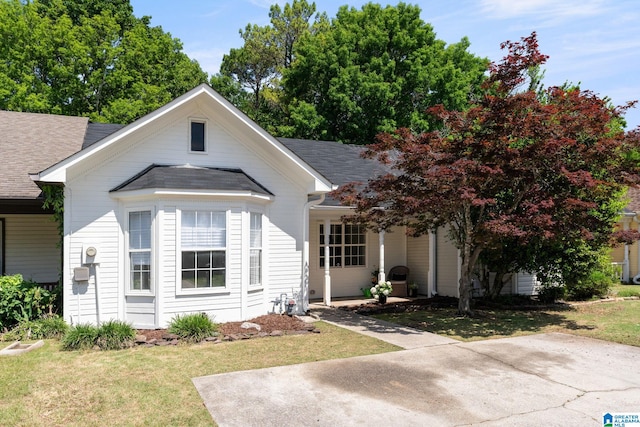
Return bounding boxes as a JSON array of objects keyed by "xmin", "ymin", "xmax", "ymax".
[{"xmin": 458, "ymin": 259, "xmax": 474, "ymax": 316}]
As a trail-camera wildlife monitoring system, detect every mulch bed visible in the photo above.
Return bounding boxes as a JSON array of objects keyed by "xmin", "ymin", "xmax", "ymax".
[
  {"xmin": 136, "ymin": 313, "xmax": 318, "ymax": 347},
  {"xmin": 339, "ymin": 295, "xmax": 569, "ymax": 316}
]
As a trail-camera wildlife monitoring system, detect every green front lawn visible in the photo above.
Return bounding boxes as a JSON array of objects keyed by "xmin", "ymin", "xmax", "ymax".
[
  {"xmin": 373, "ymin": 299, "xmax": 640, "ymax": 346},
  {"xmin": 0, "ymin": 322, "xmax": 399, "ymax": 426}
]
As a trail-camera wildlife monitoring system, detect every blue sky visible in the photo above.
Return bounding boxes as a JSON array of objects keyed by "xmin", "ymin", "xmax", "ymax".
[{"xmin": 130, "ymin": 0, "xmax": 640, "ymax": 130}]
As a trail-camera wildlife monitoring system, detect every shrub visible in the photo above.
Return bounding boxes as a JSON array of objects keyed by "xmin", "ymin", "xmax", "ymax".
[
  {"xmin": 566, "ymin": 270, "xmax": 614, "ymax": 301},
  {"xmin": 537, "ymin": 284, "xmax": 566, "ymax": 304},
  {"xmin": 95, "ymin": 320, "xmax": 135, "ymax": 350},
  {"xmin": 2, "ymin": 315, "xmax": 68, "ymax": 341},
  {"xmin": 0, "ymin": 274, "xmax": 59, "ymax": 329},
  {"xmin": 61, "ymin": 324, "xmax": 99, "ymax": 351},
  {"xmin": 168, "ymin": 312, "xmax": 218, "ymax": 342}
]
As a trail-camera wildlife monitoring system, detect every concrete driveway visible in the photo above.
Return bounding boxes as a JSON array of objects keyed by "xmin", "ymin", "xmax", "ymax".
[{"xmin": 193, "ymin": 322, "xmax": 640, "ymax": 426}]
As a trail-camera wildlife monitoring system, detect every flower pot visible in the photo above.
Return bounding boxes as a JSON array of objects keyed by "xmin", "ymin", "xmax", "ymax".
[{"xmin": 378, "ymin": 294, "xmax": 387, "ymax": 304}]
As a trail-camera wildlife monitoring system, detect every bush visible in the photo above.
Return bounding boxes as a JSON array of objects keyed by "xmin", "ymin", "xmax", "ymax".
[
  {"xmin": 61, "ymin": 324, "xmax": 99, "ymax": 351},
  {"xmin": 537, "ymin": 284, "xmax": 566, "ymax": 304},
  {"xmin": 2, "ymin": 315, "xmax": 68, "ymax": 341},
  {"xmin": 0, "ymin": 274, "xmax": 59, "ymax": 329},
  {"xmin": 168, "ymin": 312, "xmax": 218, "ymax": 342},
  {"xmin": 565, "ymin": 270, "xmax": 614, "ymax": 301},
  {"xmin": 95, "ymin": 320, "xmax": 135, "ymax": 350}
]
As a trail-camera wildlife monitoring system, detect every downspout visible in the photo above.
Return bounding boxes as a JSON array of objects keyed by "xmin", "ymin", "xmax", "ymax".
[
  {"xmin": 634, "ymin": 215, "xmax": 640, "ymax": 285},
  {"xmin": 302, "ymin": 194, "xmax": 325, "ymax": 312},
  {"xmin": 623, "ymin": 217, "xmax": 631, "ymax": 282}
]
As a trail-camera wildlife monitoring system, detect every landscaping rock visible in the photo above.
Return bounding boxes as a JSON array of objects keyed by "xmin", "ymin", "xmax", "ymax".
[{"xmin": 241, "ymin": 322, "xmax": 261, "ymax": 331}]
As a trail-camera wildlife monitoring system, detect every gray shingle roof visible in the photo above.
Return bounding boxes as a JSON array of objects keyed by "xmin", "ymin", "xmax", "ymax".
[
  {"xmin": 278, "ymin": 138, "xmax": 389, "ymax": 186},
  {"xmin": 110, "ymin": 164, "xmax": 274, "ymax": 196},
  {"xmin": 82, "ymin": 123, "xmax": 125, "ymax": 149},
  {"xmin": 0, "ymin": 110, "xmax": 88, "ymax": 199}
]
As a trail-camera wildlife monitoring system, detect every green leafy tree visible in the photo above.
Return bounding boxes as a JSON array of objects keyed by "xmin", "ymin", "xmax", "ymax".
[
  {"xmin": 219, "ymin": 0, "xmax": 318, "ymax": 131},
  {"xmin": 282, "ymin": 2, "xmax": 487, "ymax": 143},
  {"xmin": 0, "ymin": 0, "xmax": 208, "ymax": 124}
]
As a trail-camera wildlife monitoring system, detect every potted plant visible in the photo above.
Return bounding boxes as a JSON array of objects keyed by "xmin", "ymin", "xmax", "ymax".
[
  {"xmin": 370, "ymin": 281, "xmax": 393, "ymax": 304},
  {"xmin": 408, "ymin": 283, "xmax": 418, "ymax": 298},
  {"xmin": 371, "ymin": 268, "xmax": 379, "ymax": 285}
]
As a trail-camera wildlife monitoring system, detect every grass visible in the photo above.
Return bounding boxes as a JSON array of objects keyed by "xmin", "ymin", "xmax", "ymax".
[
  {"xmin": 0, "ymin": 322, "xmax": 399, "ymax": 426},
  {"xmin": 372, "ymin": 298, "xmax": 640, "ymax": 346}
]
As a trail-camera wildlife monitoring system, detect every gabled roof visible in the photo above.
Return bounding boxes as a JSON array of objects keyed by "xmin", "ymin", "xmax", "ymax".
[
  {"xmin": 0, "ymin": 110, "xmax": 88, "ymax": 199},
  {"xmin": 110, "ymin": 164, "xmax": 273, "ymax": 197},
  {"xmin": 34, "ymin": 84, "xmax": 334, "ymax": 195}
]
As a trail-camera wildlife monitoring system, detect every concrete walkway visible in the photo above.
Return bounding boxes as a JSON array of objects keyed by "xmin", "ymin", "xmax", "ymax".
[
  {"xmin": 308, "ymin": 303, "xmax": 458, "ymax": 349},
  {"xmin": 193, "ymin": 306, "xmax": 640, "ymax": 427}
]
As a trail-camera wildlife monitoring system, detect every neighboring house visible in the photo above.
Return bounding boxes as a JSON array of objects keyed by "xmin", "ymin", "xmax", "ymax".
[
  {"xmin": 611, "ymin": 187, "xmax": 640, "ymax": 283},
  {"xmin": 0, "ymin": 111, "xmax": 89, "ymax": 285},
  {"xmin": 5, "ymin": 84, "xmax": 538, "ymax": 328}
]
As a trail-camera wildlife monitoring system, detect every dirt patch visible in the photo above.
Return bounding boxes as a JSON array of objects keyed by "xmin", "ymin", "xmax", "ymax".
[{"xmin": 219, "ymin": 314, "xmax": 311, "ymax": 335}]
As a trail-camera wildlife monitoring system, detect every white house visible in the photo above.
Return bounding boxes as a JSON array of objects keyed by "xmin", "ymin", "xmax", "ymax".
[{"xmin": 4, "ymin": 84, "xmax": 538, "ymax": 329}]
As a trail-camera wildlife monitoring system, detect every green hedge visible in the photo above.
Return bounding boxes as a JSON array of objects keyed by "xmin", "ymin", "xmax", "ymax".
[{"xmin": 0, "ymin": 274, "xmax": 59, "ymax": 330}]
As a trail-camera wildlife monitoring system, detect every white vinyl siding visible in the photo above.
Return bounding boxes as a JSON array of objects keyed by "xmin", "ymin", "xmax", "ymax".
[
  {"xmin": 60, "ymin": 100, "xmax": 313, "ymax": 326},
  {"xmin": 2, "ymin": 214, "xmax": 60, "ymax": 283},
  {"xmin": 407, "ymin": 234, "xmax": 429, "ymax": 294},
  {"xmin": 435, "ymin": 227, "xmax": 459, "ymax": 297}
]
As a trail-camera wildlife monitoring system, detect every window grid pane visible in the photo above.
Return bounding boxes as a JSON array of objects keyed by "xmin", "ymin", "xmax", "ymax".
[
  {"xmin": 129, "ymin": 211, "xmax": 151, "ymax": 291},
  {"xmin": 320, "ymin": 223, "xmax": 366, "ymax": 268},
  {"xmin": 250, "ymin": 213, "xmax": 262, "ymax": 286},
  {"xmin": 181, "ymin": 209, "xmax": 226, "ymax": 290}
]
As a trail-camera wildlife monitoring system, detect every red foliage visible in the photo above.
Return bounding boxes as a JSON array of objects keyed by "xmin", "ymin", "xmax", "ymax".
[{"xmin": 334, "ymin": 32, "xmax": 640, "ymax": 314}]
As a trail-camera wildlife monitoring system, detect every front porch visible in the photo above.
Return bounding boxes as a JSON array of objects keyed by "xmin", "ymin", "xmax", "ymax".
[{"xmin": 309, "ymin": 295, "xmax": 421, "ymax": 308}]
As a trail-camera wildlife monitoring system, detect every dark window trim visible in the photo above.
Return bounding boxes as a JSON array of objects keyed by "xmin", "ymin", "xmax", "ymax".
[{"xmin": 190, "ymin": 120, "xmax": 206, "ymax": 153}]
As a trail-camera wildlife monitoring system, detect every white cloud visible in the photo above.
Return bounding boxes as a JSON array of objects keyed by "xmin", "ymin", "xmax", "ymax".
[{"xmin": 479, "ymin": 0, "xmax": 606, "ymax": 20}]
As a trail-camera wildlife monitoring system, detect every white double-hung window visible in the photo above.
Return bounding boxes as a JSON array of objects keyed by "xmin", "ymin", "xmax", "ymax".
[
  {"xmin": 128, "ymin": 210, "xmax": 152, "ymax": 291},
  {"xmin": 249, "ymin": 212, "xmax": 262, "ymax": 286},
  {"xmin": 180, "ymin": 210, "xmax": 226, "ymax": 289}
]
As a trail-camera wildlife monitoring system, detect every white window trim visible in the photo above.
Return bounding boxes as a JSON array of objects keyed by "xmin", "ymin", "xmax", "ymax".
[
  {"xmin": 249, "ymin": 211, "xmax": 264, "ymax": 289},
  {"xmin": 319, "ymin": 221, "xmax": 367, "ymax": 269},
  {"xmin": 176, "ymin": 207, "xmax": 230, "ymax": 296},
  {"xmin": 124, "ymin": 206, "xmax": 155, "ymax": 296},
  {"xmin": 188, "ymin": 118, "xmax": 208, "ymax": 154}
]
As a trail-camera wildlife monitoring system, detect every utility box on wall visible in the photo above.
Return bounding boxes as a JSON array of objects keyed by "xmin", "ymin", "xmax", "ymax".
[
  {"xmin": 73, "ymin": 267, "xmax": 90, "ymax": 282},
  {"xmin": 82, "ymin": 244, "xmax": 99, "ymax": 264}
]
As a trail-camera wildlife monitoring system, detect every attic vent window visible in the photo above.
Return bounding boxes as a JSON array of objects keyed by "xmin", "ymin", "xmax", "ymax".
[{"xmin": 190, "ymin": 120, "xmax": 206, "ymax": 152}]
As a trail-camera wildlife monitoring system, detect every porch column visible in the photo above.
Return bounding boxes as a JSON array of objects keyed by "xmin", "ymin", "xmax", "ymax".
[
  {"xmin": 323, "ymin": 219, "xmax": 331, "ymax": 306},
  {"xmin": 624, "ymin": 220, "xmax": 630, "ymax": 282},
  {"xmin": 378, "ymin": 230, "xmax": 386, "ymax": 282}
]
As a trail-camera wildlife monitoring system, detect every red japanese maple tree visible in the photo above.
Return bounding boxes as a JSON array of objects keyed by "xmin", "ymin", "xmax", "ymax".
[{"xmin": 336, "ymin": 32, "xmax": 640, "ymax": 315}]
